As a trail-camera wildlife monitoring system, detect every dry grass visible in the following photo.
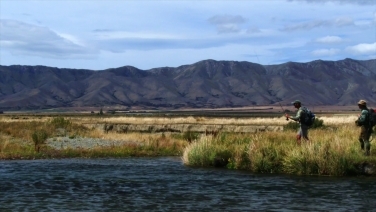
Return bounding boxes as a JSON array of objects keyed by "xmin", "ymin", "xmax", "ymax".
[
  {"xmin": 0, "ymin": 113, "xmax": 365, "ymax": 161},
  {"xmin": 182, "ymin": 123, "xmax": 372, "ymax": 176},
  {"xmin": 0, "ymin": 114, "xmax": 359, "ymax": 127},
  {"xmin": 0, "ymin": 114, "xmax": 360, "ymax": 143},
  {"xmin": 71, "ymin": 116, "xmax": 290, "ymax": 125},
  {"xmin": 85, "ymin": 129, "xmax": 184, "ymax": 146},
  {"xmin": 319, "ymin": 115, "xmax": 358, "ymax": 125},
  {"xmin": 52, "ymin": 115, "xmax": 356, "ymax": 126},
  {"xmin": 1, "ymin": 112, "xmax": 370, "ymax": 176}
]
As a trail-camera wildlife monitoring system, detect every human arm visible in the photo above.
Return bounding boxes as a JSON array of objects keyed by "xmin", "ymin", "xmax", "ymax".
[
  {"xmin": 285, "ymin": 108, "xmax": 303, "ymax": 122},
  {"xmin": 357, "ymin": 109, "xmax": 369, "ymax": 126}
]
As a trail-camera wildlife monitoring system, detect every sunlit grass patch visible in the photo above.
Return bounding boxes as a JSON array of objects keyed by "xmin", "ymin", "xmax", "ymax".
[{"xmin": 183, "ymin": 124, "xmax": 376, "ymax": 176}]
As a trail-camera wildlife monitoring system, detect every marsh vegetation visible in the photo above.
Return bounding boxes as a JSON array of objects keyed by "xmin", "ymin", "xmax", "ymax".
[{"xmin": 0, "ymin": 112, "xmax": 375, "ymax": 176}]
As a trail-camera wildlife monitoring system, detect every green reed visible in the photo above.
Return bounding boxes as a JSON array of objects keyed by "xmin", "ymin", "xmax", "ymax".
[{"xmin": 182, "ymin": 124, "xmax": 373, "ymax": 176}]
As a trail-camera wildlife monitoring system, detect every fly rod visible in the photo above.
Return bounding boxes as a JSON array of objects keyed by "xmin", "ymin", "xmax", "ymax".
[{"xmin": 279, "ymin": 102, "xmax": 289, "ymax": 121}]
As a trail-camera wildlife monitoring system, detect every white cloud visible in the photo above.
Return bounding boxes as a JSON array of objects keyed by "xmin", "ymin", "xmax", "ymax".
[
  {"xmin": 284, "ymin": 20, "xmax": 330, "ymax": 31},
  {"xmin": 208, "ymin": 15, "xmax": 246, "ymax": 25},
  {"xmin": 94, "ymin": 30, "xmax": 181, "ymax": 40},
  {"xmin": 281, "ymin": 17, "xmax": 354, "ymax": 31},
  {"xmin": 208, "ymin": 15, "xmax": 246, "ymax": 34},
  {"xmin": 311, "ymin": 48, "xmax": 340, "ymax": 56},
  {"xmin": 315, "ymin": 36, "xmax": 343, "ymax": 43},
  {"xmin": 346, "ymin": 42, "xmax": 376, "ymax": 55},
  {"xmin": 246, "ymin": 27, "xmax": 261, "ymax": 34},
  {"xmin": 333, "ymin": 17, "xmax": 354, "ymax": 26},
  {"xmin": 56, "ymin": 33, "xmax": 86, "ymax": 46},
  {"xmin": 1, "ymin": 1, "xmax": 375, "ymax": 70},
  {"xmin": 0, "ymin": 19, "xmax": 95, "ymax": 58}
]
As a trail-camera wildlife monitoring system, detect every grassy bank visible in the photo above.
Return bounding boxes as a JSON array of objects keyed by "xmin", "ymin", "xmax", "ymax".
[
  {"xmin": 0, "ymin": 116, "xmax": 187, "ymax": 159},
  {"xmin": 2, "ymin": 113, "xmax": 376, "ymax": 177},
  {"xmin": 182, "ymin": 123, "xmax": 376, "ymax": 176}
]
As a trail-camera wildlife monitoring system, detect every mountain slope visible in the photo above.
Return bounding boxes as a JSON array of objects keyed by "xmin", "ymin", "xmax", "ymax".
[{"xmin": 0, "ymin": 58, "xmax": 375, "ymax": 110}]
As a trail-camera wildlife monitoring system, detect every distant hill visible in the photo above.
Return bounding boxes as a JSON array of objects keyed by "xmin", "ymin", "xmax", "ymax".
[{"xmin": 0, "ymin": 58, "xmax": 375, "ymax": 110}]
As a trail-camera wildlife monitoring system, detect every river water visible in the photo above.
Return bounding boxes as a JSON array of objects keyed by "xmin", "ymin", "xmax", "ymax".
[{"xmin": 1, "ymin": 157, "xmax": 376, "ymax": 211}]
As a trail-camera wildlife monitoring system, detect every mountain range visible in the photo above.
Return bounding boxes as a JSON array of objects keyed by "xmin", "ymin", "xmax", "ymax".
[{"xmin": 0, "ymin": 58, "xmax": 375, "ymax": 110}]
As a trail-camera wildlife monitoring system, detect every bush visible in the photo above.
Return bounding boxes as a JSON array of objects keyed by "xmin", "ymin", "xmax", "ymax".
[
  {"xmin": 310, "ymin": 118, "xmax": 324, "ymax": 129},
  {"xmin": 183, "ymin": 131, "xmax": 200, "ymax": 142},
  {"xmin": 32, "ymin": 130, "xmax": 48, "ymax": 153},
  {"xmin": 182, "ymin": 136, "xmax": 231, "ymax": 167},
  {"xmin": 50, "ymin": 117, "xmax": 71, "ymax": 129},
  {"xmin": 284, "ymin": 118, "xmax": 324, "ymax": 131}
]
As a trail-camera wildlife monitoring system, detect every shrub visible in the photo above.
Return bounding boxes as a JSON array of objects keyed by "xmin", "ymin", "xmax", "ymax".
[
  {"xmin": 31, "ymin": 130, "xmax": 48, "ymax": 153},
  {"xmin": 183, "ymin": 131, "xmax": 200, "ymax": 142},
  {"xmin": 182, "ymin": 136, "xmax": 231, "ymax": 167},
  {"xmin": 50, "ymin": 117, "xmax": 71, "ymax": 129},
  {"xmin": 310, "ymin": 118, "xmax": 324, "ymax": 129},
  {"xmin": 284, "ymin": 118, "xmax": 324, "ymax": 131}
]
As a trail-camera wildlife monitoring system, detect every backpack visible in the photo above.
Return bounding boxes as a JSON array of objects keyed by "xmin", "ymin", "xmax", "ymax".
[
  {"xmin": 301, "ymin": 107, "xmax": 316, "ymax": 126},
  {"xmin": 369, "ymin": 108, "xmax": 376, "ymax": 127}
]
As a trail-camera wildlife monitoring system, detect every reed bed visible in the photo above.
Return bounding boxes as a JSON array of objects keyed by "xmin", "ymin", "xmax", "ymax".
[
  {"xmin": 182, "ymin": 123, "xmax": 376, "ymax": 176},
  {"xmin": 1, "ymin": 113, "xmax": 375, "ymax": 177}
]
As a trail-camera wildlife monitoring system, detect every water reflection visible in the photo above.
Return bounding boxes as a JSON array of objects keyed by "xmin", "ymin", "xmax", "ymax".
[{"xmin": 1, "ymin": 157, "xmax": 376, "ymax": 211}]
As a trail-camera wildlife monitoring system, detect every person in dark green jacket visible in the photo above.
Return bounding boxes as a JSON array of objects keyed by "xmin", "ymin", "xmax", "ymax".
[
  {"xmin": 285, "ymin": 100, "xmax": 310, "ymax": 145},
  {"xmin": 356, "ymin": 100, "xmax": 372, "ymax": 156}
]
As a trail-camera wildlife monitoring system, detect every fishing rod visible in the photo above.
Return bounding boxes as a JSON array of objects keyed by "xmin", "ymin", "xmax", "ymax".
[{"xmin": 279, "ymin": 102, "xmax": 289, "ymax": 121}]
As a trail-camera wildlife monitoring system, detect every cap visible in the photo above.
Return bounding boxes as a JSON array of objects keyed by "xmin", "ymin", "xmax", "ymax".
[
  {"xmin": 291, "ymin": 100, "xmax": 301, "ymax": 105},
  {"xmin": 357, "ymin": 100, "xmax": 367, "ymax": 106}
]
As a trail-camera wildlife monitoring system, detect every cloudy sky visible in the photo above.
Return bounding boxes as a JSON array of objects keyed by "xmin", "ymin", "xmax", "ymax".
[{"xmin": 1, "ymin": 0, "xmax": 375, "ymax": 70}]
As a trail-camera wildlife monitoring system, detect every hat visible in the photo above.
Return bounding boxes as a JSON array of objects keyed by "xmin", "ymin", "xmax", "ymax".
[
  {"xmin": 357, "ymin": 100, "xmax": 367, "ymax": 106},
  {"xmin": 291, "ymin": 100, "xmax": 301, "ymax": 105}
]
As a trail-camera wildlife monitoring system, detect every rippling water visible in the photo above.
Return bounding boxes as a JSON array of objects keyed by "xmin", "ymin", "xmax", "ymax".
[{"xmin": 1, "ymin": 157, "xmax": 376, "ymax": 211}]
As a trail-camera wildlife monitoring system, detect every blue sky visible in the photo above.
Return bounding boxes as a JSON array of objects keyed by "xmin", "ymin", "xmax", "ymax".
[{"xmin": 1, "ymin": 0, "xmax": 375, "ymax": 70}]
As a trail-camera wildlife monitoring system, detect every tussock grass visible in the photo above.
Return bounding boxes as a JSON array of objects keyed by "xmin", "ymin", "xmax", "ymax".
[
  {"xmin": 1, "ymin": 113, "xmax": 374, "ymax": 177},
  {"xmin": 182, "ymin": 124, "xmax": 375, "ymax": 176}
]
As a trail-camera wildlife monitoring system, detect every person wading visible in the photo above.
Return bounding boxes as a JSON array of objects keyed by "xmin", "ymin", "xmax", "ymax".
[
  {"xmin": 355, "ymin": 100, "xmax": 372, "ymax": 156},
  {"xmin": 285, "ymin": 100, "xmax": 310, "ymax": 145}
]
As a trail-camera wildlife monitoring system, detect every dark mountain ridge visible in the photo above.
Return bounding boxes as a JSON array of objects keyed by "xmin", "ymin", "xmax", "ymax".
[{"xmin": 0, "ymin": 58, "xmax": 375, "ymax": 110}]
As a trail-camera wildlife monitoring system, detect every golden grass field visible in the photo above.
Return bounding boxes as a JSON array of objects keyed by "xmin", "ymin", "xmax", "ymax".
[
  {"xmin": 0, "ymin": 111, "xmax": 361, "ymax": 147},
  {"xmin": 0, "ymin": 112, "xmax": 359, "ymax": 125}
]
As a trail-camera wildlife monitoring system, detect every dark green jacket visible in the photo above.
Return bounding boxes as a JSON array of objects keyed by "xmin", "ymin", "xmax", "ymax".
[{"xmin": 357, "ymin": 108, "xmax": 370, "ymax": 127}]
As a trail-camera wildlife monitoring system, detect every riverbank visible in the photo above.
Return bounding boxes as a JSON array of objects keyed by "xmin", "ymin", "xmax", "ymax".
[
  {"xmin": 182, "ymin": 124, "xmax": 376, "ymax": 176},
  {"xmin": 1, "ymin": 114, "xmax": 376, "ymax": 176}
]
